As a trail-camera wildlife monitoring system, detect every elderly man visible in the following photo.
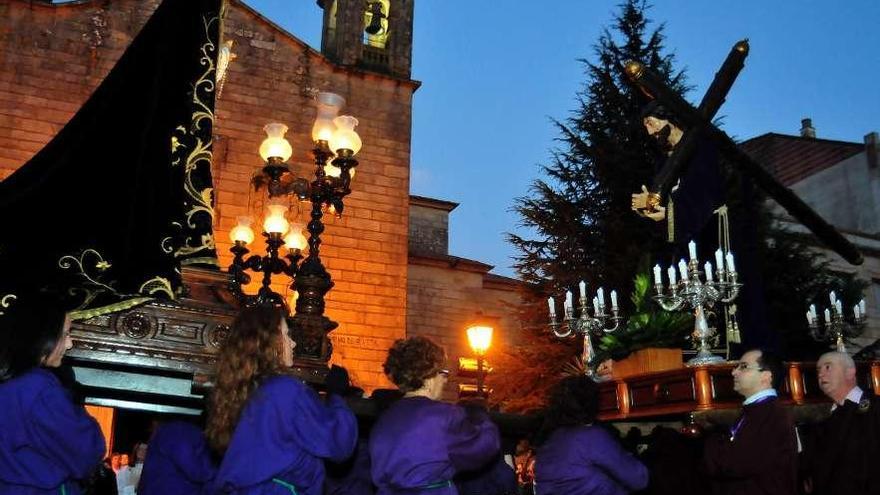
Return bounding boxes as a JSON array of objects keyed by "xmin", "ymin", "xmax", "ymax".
[
  {"xmin": 703, "ymin": 349, "xmax": 797, "ymax": 495},
  {"xmin": 804, "ymin": 351, "xmax": 880, "ymax": 495}
]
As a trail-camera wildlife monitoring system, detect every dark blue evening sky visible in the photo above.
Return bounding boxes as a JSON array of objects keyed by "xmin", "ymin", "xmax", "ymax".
[{"xmin": 246, "ymin": 1, "xmax": 880, "ymax": 277}]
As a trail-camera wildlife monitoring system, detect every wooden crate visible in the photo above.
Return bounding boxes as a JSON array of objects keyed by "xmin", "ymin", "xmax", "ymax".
[{"xmin": 611, "ymin": 348, "xmax": 684, "ymax": 379}]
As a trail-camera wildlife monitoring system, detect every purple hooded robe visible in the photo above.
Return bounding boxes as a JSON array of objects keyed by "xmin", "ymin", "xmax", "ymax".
[
  {"xmin": 212, "ymin": 375, "xmax": 357, "ymax": 495},
  {"xmin": 369, "ymin": 397, "xmax": 500, "ymax": 495},
  {"xmin": 0, "ymin": 368, "xmax": 105, "ymax": 495}
]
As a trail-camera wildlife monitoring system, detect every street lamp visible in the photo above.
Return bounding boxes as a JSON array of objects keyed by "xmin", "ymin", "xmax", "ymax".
[
  {"xmin": 466, "ymin": 322, "xmax": 493, "ymax": 396},
  {"xmin": 228, "ymin": 91, "xmax": 362, "ymax": 368}
]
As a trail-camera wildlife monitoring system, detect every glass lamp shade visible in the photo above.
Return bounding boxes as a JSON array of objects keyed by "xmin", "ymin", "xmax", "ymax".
[
  {"xmin": 259, "ymin": 123, "xmax": 293, "ymax": 162},
  {"xmin": 284, "ymin": 224, "xmax": 308, "ymax": 252},
  {"xmin": 229, "ymin": 216, "xmax": 255, "ymax": 244},
  {"xmin": 263, "ymin": 204, "xmax": 290, "ymax": 235},
  {"xmin": 324, "ymin": 160, "xmax": 356, "ymax": 180},
  {"xmin": 311, "ymin": 92, "xmax": 346, "ymax": 142},
  {"xmin": 328, "ymin": 116, "xmax": 362, "ymax": 155},
  {"xmin": 466, "ymin": 325, "xmax": 493, "ymax": 355}
]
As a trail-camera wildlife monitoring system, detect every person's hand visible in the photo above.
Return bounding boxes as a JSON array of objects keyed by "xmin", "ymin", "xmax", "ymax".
[
  {"xmin": 596, "ymin": 359, "xmax": 613, "ymax": 379},
  {"xmin": 631, "ymin": 185, "xmax": 650, "ymax": 211},
  {"xmin": 324, "ymin": 364, "xmax": 351, "ymax": 396},
  {"xmin": 631, "ymin": 185, "xmax": 666, "ymax": 221},
  {"xmin": 643, "ymin": 205, "xmax": 666, "ymax": 221}
]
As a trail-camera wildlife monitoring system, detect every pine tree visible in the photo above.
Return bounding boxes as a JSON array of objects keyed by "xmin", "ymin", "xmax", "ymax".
[
  {"xmin": 493, "ymin": 1, "xmax": 866, "ymax": 412},
  {"xmin": 492, "ymin": 0, "xmax": 687, "ymax": 413}
]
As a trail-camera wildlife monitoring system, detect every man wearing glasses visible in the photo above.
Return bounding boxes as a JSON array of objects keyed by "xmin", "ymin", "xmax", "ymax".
[
  {"xmin": 802, "ymin": 351, "xmax": 880, "ymax": 495},
  {"xmin": 703, "ymin": 349, "xmax": 798, "ymax": 495}
]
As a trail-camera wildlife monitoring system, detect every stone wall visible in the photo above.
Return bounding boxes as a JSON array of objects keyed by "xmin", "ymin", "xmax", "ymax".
[{"xmin": 407, "ymin": 257, "xmax": 522, "ymax": 402}]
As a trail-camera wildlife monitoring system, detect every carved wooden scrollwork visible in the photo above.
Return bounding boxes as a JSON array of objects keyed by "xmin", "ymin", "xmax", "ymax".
[
  {"xmin": 209, "ymin": 323, "xmax": 230, "ymax": 348},
  {"xmin": 118, "ymin": 312, "xmax": 153, "ymax": 339}
]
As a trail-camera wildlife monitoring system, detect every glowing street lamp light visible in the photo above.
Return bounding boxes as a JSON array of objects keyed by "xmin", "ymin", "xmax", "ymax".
[
  {"xmin": 466, "ymin": 321, "xmax": 493, "ymax": 396},
  {"xmin": 467, "ymin": 324, "xmax": 493, "ymax": 356}
]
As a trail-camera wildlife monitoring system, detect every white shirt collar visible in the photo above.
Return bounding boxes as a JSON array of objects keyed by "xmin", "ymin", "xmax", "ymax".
[
  {"xmin": 743, "ymin": 388, "xmax": 777, "ymax": 405},
  {"xmin": 831, "ymin": 386, "xmax": 864, "ymax": 411}
]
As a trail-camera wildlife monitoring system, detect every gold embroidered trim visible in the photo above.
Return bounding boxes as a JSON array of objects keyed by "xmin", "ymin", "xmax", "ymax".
[
  {"xmin": 172, "ymin": 8, "xmax": 219, "ymax": 263},
  {"xmin": 69, "ymin": 297, "xmax": 152, "ymax": 321},
  {"xmin": 139, "ymin": 277, "xmax": 174, "ymax": 298},
  {"xmin": 181, "ymin": 256, "xmax": 220, "ymax": 267},
  {"xmin": 0, "ymin": 294, "xmax": 16, "ymax": 316}
]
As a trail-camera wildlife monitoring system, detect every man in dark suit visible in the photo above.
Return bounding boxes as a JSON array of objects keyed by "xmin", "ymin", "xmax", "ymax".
[
  {"xmin": 703, "ymin": 349, "xmax": 797, "ymax": 495},
  {"xmin": 804, "ymin": 351, "xmax": 880, "ymax": 495}
]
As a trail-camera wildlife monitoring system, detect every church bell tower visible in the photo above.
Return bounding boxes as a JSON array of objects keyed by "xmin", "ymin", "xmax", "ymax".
[{"xmin": 317, "ymin": 0, "xmax": 414, "ymax": 79}]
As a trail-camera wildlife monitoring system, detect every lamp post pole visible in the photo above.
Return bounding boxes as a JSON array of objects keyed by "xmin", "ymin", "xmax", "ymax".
[
  {"xmin": 228, "ymin": 92, "xmax": 362, "ymax": 374},
  {"xmin": 476, "ymin": 351, "xmax": 485, "ymax": 396}
]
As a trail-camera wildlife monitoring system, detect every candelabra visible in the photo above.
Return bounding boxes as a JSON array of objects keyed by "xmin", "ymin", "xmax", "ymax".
[
  {"xmin": 653, "ymin": 243, "xmax": 741, "ymax": 366},
  {"xmin": 549, "ymin": 283, "xmax": 624, "ymax": 379},
  {"xmin": 228, "ymin": 92, "xmax": 361, "ymax": 366},
  {"xmin": 806, "ymin": 292, "xmax": 866, "ymax": 353}
]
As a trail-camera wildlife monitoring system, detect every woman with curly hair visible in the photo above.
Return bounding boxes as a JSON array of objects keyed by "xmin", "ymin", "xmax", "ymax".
[
  {"xmin": 205, "ymin": 305, "xmax": 357, "ymax": 494},
  {"xmin": 369, "ymin": 336, "xmax": 500, "ymax": 494},
  {"xmin": 533, "ymin": 375, "xmax": 647, "ymax": 495},
  {"xmin": 0, "ymin": 293, "xmax": 105, "ymax": 494}
]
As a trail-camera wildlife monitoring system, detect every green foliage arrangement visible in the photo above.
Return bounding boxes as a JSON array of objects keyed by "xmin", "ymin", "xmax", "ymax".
[{"xmin": 594, "ymin": 272, "xmax": 693, "ymax": 363}]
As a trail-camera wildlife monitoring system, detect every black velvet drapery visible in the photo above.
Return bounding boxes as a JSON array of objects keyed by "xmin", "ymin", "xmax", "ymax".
[{"xmin": 0, "ymin": 0, "xmax": 221, "ymax": 318}]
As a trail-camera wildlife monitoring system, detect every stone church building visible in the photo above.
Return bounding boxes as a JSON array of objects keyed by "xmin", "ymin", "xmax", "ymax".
[{"xmin": 0, "ymin": 0, "xmax": 521, "ymax": 399}]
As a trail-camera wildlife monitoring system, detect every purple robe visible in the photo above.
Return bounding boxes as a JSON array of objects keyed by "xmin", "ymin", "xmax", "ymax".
[
  {"xmin": 369, "ymin": 396, "xmax": 501, "ymax": 495},
  {"xmin": 212, "ymin": 375, "xmax": 357, "ymax": 495},
  {"xmin": 455, "ymin": 454, "xmax": 518, "ymax": 495},
  {"xmin": 0, "ymin": 368, "xmax": 105, "ymax": 495},
  {"xmin": 534, "ymin": 425, "xmax": 648, "ymax": 495},
  {"xmin": 138, "ymin": 421, "xmax": 216, "ymax": 495},
  {"xmin": 324, "ymin": 439, "xmax": 374, "ymax": 495}
]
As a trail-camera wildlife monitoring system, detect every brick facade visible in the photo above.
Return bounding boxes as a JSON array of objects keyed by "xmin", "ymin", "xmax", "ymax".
[
  {"xmin": 0, "ymin": 0, "xmax": 416, "ymax": 391},
  {"xmin": 406, "ymin": 198, "xmax": 522, "ymax": 402}
]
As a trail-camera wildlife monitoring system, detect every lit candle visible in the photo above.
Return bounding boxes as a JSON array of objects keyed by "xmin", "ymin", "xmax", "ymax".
[
  {"xmin": 678, "ymin": 259, "xmax": 689, "ymax": 280},
  {"xmin": 592, "ymin": 297, "xmax": 600, "ymax": 315},
  {"xmin": 824, "ymin": 308, "xmax": 831, "ymax": 323},
  {"xmin": 810, "ymin": 304, "xmax": 816, "ymax": 318},
  {"xmin": 715, "ymin": 248, "xmax": 724, "ymax": 271},
  {"xmin": 548, "ymin": 297, "xmax": 556, "ymax": 317},
  {"xmin": 829, "ymin": 291, "xmax": 836, "ymax": 305},
  {"xmin": 579, "ymin": 281, "xmax": 587, "ymax": 300},
  {"xmin": 610, "ymin": 290, "xmax": 618, "ymax": 310},
  {"xmin": 653, "ymin": 264, "xmax": 662, "ymax": 285},
  {"xmin": 805, "ymin": 310, "xmax": 813, "ymax": 325},
  {"xmin": 565, "ymin": 291, "xmax": 573, "ymax": 312},
  {"xmin": 725, "ymin": 252, "xmax": 736, "ymax": 273},
  {"xmin": 859, "ymin": 299, "xmax": 866, "ymax": 315},
  {"xmin": 668, "ymin": 265, "xmax": 677, "ymax": 285},
  {"xmin": 704, "ymin": 261, "xmax": 713, "ymax": 282},
  {"xmin": 835, "ymin": 300, "xmax": 842, "ymax": 314},
  {"xmin": 597, "ymin": 288, "xmax": 605, "ymax": 306},
  {"xmin": 854, "ymin": 304, "xmax": 861, "ymax": 320},
  {"xmin": 688, "ymin": 240, "xmax": 697, "ymax": 260}
]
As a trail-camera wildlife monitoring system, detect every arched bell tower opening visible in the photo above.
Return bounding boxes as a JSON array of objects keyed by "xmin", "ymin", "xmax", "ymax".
[{"xmin": 317, "ymin": 0, "xmax": 413, "ymax": 79}]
